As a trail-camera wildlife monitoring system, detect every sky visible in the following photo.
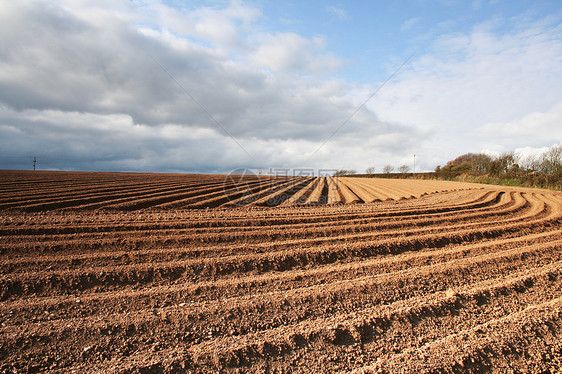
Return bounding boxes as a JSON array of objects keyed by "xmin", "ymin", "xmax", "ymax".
[{"xmin": 1, "ymin": 0, "xmax": 562, "ymax": 174}]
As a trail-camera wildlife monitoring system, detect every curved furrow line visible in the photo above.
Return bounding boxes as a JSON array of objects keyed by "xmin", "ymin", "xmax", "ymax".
[
  {"xmin": 2, "ymin": 210, "xmax": 560, "ymax": 300},
  {"xmin": 0, "ymin": 189, "xmax": 498, "ymax": 237},
  {"xmin": 341, "ymin": 178, "xmax": 398, "ymax": 201},
  {"xmin": 0, "ymin": 197, "xmax": 547, "ymax": 277},
  {"xmin": 64, "ymin": 179, "xmax": 230, "ymax": 211},
  {"xmin": 348, "ymin": 178, "xmax": 411, "ymax": 201},
  {"xmin": 0, "ymin": 189, "xmax": 507, "ymax": 247},
  {"xmin": 278, "ymin": 178, "xmax": 319, "ymax": 206},
  {"xmin": 219, "ymin": 177, "xmax": 300, "ymax": 208},
  {"xmin": 176, "ymin": 177, "xmax": 283, "ymax": 210},
  {"xmin": 0, "ymin": 179, "xmax": 174, "ymax": 206},
  {"xmin": 4, "ymin": 235, "xmax": 562, "ymax": 334},
  {"xmin": 0, "ymin": 191, "xmax": 535, "ymax": 271},
  {"xmin": 3, "ymin": 230, "xmax": 560, "ymax": 326},
  {"xmin": 245, "ymin": 177, "xmax": 316, "ymax": 207},
  {"xmin": 101, "ymin": 178, "xmax": 273, "ymax": 211},
  {"xmin": 0, "ymin": 181, "xmax": 193, "ymax": 211},
  {"xmin": 337, "ymin": 178, "xmax": 383, "ymax": 203},
  {"xmin": 26, "ymin": 252, "xmax": 562, "ymax": 373},
  {"xmin": 185, "ymin": 262, "xmax": 562, "ymax": 372},
  {"xmin": 5, "ymin": 182, "xmax": 220, "ymax": 212},
  {"xmin": 0, "ymin": 188, "xmax": 495, "ymax": 232},
  {"xmin": 334, "ymin": 178, "xmax": 362, "ymax": 204},
  {"xmin": 355, "ymin": 297, "xmax": 562, "ymax": 374},
  {"xmin": 302, "ymin": 177, "xmax": 328, "ymax": 205},
  {"xmin": 325, "ymin": 177, "xmax": 344, "ymax": 205},
  {"xmin": 0, "ymin": 173, "xmax": 226, "ymax": 209},
  {"xmin": 0, "ymin": 190, "xmax": 543, "ymax": 262},
  {"xmin": 0, "ymin": 201, "xmax": 531, "ymax": 271},
  {"xmin": 150, "ymin": 177, "xmax": 283, "ymax": 210}
]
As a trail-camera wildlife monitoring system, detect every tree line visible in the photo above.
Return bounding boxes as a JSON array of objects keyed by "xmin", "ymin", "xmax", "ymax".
[
  {"xmin": 435, "ymin": 145, "xmax": 562, "ymax": 190},
  {"xmin": 334, "ymin": 164, "xmax": 410, "ymax": 177}
]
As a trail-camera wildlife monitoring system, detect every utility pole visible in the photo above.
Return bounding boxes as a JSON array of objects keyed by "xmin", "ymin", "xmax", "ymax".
[
  {"xmin": 33, "ymin": 156, "xmax": 36, "ymax": 171},
  {"xmin": 413, "ymin": 154, "xmax": 416, "ymax": 175}
]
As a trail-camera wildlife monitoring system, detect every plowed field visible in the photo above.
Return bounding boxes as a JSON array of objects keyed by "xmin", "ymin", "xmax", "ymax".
[{"xmin": 1, "ymin": 170, "xmax": 561, "ymax": 373}]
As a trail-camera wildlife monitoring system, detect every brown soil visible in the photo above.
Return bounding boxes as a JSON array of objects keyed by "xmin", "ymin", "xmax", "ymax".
[{"xmin": 1, "ymin": 170, "xmax": 561, "ymax": 373}]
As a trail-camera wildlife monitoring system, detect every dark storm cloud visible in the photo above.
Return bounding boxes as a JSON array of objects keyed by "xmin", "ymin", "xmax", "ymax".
[{"xmin": 0, "ymin": 1, "xmax": 422, "ymax": 172}]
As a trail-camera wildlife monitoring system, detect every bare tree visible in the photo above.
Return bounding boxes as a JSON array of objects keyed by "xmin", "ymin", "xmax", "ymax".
[
  {"xmin": 540, "ymin": 145, "xmax": 562, "ymax": 175},
  {"xmin": 471, "ymin": 153, "xmax": 493, "ymax": 174},
  {"xmin": 365, "ymin": 166, "xmax": 375, "ymax": 175},
  {"xmin": 398, "ymin": 164, "xmax": 410, "ymax": 174},
  {"xmin": 489, "ymin": 152, "xmax": 516, "ymax": 176},
  {"xmin": 382, "ymin": 165, "xmax": 394, "ymax": 174},
  {"xmin": 518, "ymin": 153, "xmax": 539, "ymax": 172},
  {"xmin": 334, "ymin": 169, "xmax": 357, "ymax": 177},
  {"xmin": 333, "ymin": 170, "xmax": 346, "ymax": 177}
]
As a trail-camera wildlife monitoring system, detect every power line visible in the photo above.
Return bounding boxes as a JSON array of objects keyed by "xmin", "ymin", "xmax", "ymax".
[{"xmin": 305, "ymin": 51, "xmax": 416, "ymax": 162}]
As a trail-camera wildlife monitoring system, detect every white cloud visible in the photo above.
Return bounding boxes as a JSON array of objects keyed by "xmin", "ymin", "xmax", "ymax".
[
  {"xmin": 514, "ymin": 144, "xmax": 556, "ymax": 162},
  {"xmin": 372, "ymin": 18, "xmax": 562, "ymax": 161},
  {"xmin": 400, "ymin": 17, "xmax": 420, "ymax": 32},
  {"xmin": 478, "ymin": 103, "xmax": 562, "ymax": 147},
  {"xmin": 150, "ymin": 1, "xmax": 261, "ymax": 49},
  {"xmin": 326, "ymin": 6, "xmax": 350, "ymax": 21},
  {"xmin": 250, "ymin": 32, "xmax": 342, "ymax": 74}
]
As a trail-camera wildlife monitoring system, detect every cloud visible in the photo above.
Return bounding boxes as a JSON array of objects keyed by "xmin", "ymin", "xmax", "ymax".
[
  {"xmin": 372, "ymin": 17, "xmax": 562, "ymax": 162},
  {"xmin": 149, "ymin": 0, "xmax": 261, "ymax": 49},
  {"xmin": 0, "ymin": 1, "xmax": 415, "ymax": 172},
  {"xmin": 0, "ymin": 1, "xmax": 341, "ymax": 137},
  {"xmin": 326, "ymin": 6, "xmax": 350, "ymax": 21},
  {"xmin": 0, "ymin": 105, "xmax": 418, "ymax": 172},
  {"xmin": 0, "ymin": 107, "xmax": 247, "ymax": 172},
  {"xmin": 249, "ymin": 32, "xmax": 342, "ymax": 74},
  {"xmin": 477, "ymin": 103, "xmax": 562, "ymax": 148},
  {"xmin": 400, "ymin": 17, "xmax": 420, "ymax": 32}
]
